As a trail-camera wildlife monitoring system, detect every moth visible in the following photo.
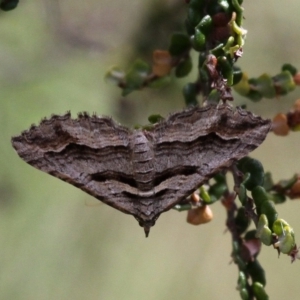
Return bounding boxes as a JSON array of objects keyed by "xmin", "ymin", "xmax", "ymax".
[{"xmin": 11, "ymin": 104, "xmax": 271, "ymax": 236}]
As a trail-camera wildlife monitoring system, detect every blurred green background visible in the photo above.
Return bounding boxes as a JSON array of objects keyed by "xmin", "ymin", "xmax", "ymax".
[{"xmin": 1, "ymin": 1, "xmax": 300, "ymax": 299}]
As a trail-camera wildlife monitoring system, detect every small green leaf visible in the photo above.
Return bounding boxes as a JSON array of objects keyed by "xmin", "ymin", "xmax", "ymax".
[
  {"xmin": 192, "ymin": 29, "xmax": 206, "ymax": 51},
  {"xmin": 195, "ymin": 15, "xmax": 212, "ymax": 35},
  {"xmin": 238, "ymin": 183, "xmax": 247, "ymax": 205},
  {"xmin": 208, "ymin": 182, "xmax": 227, "ymax": 203},
  {"xmin": 239, "ymin": 289, "xmax": 250, "ymax": 300},
  {"xmin": 272, "ymin": 219, "xmax": 296, "ymax": 254},
  {"xmin": 273, "ymin": 71, "xmax": 296, "ymax": 95},
  {"xmin": 238, "ymin": 271, "xmax": 247, "ymax": 288},
  {"xmin": 260, "ymin": 200, "xmax": 278, "ymax": 228},
  {"xmin": 148, "ymin": 114, "xmax": 164, "ymax": 124},
  {"xmin": 200, "ymin": 186, "xmax": 211, "ymax": 204},
  {"xmin": 217, "ymin": 56, "xmax": 233, "ymax": 85},
  {"xmin": 251, "ymin": 186, "xmax": 269, "ymax": 212},
  {"xmin": 275, "ymin": 231, "xmax": 295, "ymax": 254},
  {"xmin": 256, "ymin": 214, "xmax": 273, "ymax": 246},
  {"xmin": 232, "ymin": 67, "xmax": 243, "ymax": 85},
  {"xmin": 105, "ymin": 66, "xmax": 125, "ymax": 85},
  {"xmin": 218, "ymin": 0, "xmax": 230, "ymax": 11},
  {"xmin": 233, "ymin": 72, "xmax": 251, "ymax": 96},
  {"xmin": 282, "ymin": 63, "xmax": 298, "ymax": 76},
  {"xmin": 235, "ymin": 207, "xmax": 250, "ymax": 234},
  {"xmin": 187, "ymin": 7, "xmax": 202, "ymax": 26},
  {"xmin": 189, "ymin": 0, "xmax": 204, "ymax": 10},
  {"xmin": 247, "ymin": 90, "xmax": 263, "ymax": 102},
  {"xmin": 263, "ymin": 172, "xmax": 274, "ymax": 191},
  {"xmin": 269, "ymin": 193, "xmax": 286, "ymax": 204},
  {"xmin": 247, "ymin": 260, "xmax": 266, "ymax": 287},
  {"xmin": 210, "ymin": 43, "xmax": 225, "ymax": 57},
  {"xmin": 183, "ymin": 82, "xmax": 198, "ymax": 106},
  {"xmin": 169, "ymin": 33, "xmax": 191, "ymax": 56},
  {"xmin": 250, "ymin": 74, "xmax": 276, "ymax": 99},
  {"xmin": 252, "ymin": 282, "xmax": 269, "ymax": 300},
  {"xmin": 0, "ymin": 0, "xmax": 18, "ymax": 11},
  {"xmin": 148, "ymin": 76, "xmax": 171, "ymax": 89},
  {"xmin": 122, "ymin": 59, "xmax": 151, "ymax": 96},
  {"xmin": 207, "ymin": 89, "xmax": 221, "ymax": 104},
  {"xmin": 175, "ymin": 56, "xmax": 193, "ymax": 78},
  {"xmin": 238, "ymin": 157, "xmax": 264, "ymax": 190},
  {"xmin": 272, "ymin": 219, "xmax": 294, "ymax": 237}
]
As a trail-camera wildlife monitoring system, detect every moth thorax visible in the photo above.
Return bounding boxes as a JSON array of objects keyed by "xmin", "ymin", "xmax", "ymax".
[{"xmin": 131, "ymin": 131, "xmax": 155, "ymax": 191}]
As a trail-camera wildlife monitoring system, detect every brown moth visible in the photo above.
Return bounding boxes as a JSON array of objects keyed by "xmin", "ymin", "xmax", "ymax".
[{"xmin": 11, "ymin": 104, "xmax": 271, "ymax": 236}]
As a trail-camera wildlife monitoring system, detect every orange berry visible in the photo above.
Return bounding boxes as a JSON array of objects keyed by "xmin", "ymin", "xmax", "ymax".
[
  {"xmin": 187, "ymin": 205, "xmax": 213, "ymax": 225},
  {"xmin": 272, "ymin": 113, "xmax": 289, "ymax": 136}
]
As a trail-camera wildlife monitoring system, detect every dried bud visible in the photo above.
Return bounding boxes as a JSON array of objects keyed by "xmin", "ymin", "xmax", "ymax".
[
  {"xmin": 272, "ymin": 113, "xmax": 289, "ymax": 136},
  {"xmin": 190, "ymin": 192, "xmax": 200, "ymax": 204},
  {"xmin": 289, "ymin": 177, "xmax": 300, "ymax": 199},
  {"xmin": 152, "ymin": 50, "xmax": 172, "ymax": 76},
  {"xmin": 187, "ymin": 205, "xmax": 213, "ymax": 225}
]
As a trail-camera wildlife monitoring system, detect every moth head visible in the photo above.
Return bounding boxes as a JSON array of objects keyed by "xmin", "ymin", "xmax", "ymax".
[{"xmin": 135, "ymin": 216, "xmax": 159, "ymax": 238}]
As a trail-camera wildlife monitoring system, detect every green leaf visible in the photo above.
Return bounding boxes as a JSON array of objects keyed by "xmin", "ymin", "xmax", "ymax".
[
  {"xmin": 148, "ymin": 114, "xmax": 164, "ymax": 124},
  {"xmin": 252, "ymin": 282, "xmax": 269, "ymax": 300},
  {"xmin": 232, "ymin": 67, "xmax": 243, "ymax": 85},
  {"xmin": 217, "ymin": 56, "xmax": 233, "ymax": 85},
  {"xmin": 233, "ymin": 72, "xmax": 251, "ymax": 96},
  {"xmin": 269, "ymin": 193, "xmax": 286, "ymax": 204},
  {"xmin": 260, "ymin": 201, "xmax": 278, "ymax": 228},
  {"xmin": 282, "ymin": 63, "xmax": 298, "ymax": 76},
  {"xmin": 188, "ymin": 0, "xmax": 204, "ymax": 10},
  {"xmin": 239, "ymin": 289, "xmax": 250, "ymax": 300},
  {"xmin": 263, "ymin": 172, "xmax": 274, "ymax": 191},
  {"xmin": 200, "ymin": 186, "xmax": 211, "ymax": 204},
  {"xmin": 238, "ymin": 183, "xmax": 247, "ymax": 205},
  {"xmin": 122, "ymin": 59, "xmax": 151, "ymax": 96},
  {"xmin": 148, "ymin": 76, "xmax": 171, "ymax": 89},
  {"xmin": 105, "ymin": 66, "xmax": 125, "ymax": 85},
  {"xmin": 195, "ymin": 15, "xmax": 212, "ymax": 35},
  {"xmin": 251, "ymin": 186, "xmax": 278, "ymax": 227},
  {"xmin": 209, "ymin": 182, "xmax": 227, "ymax": 201},
  {"xmin": 256, "ymin": 214, "xmax": 273, "ymax": 246},
  {"xmin": 175, "ymin": 56, "xmax": 193, "ymax": 78},
  {"xmin": 272, "ymin": 70, "xmax": 296, "ymax": 95},
  {"xmin": 169, "ymin": 33, "xmax": 191, "ymax": 56},
  {"xmin": 192, "ymin": 29, "xmax": 206, "ymax": 51},
  {"xmin": 235, "ymin": 207, "xmax": 250, "ymax": 234},
  {"xmin": 218, "ymin": 0, "xmax": 230, "ymax": 11},
  {"xmin": 251, "ymin": 186, "xmax": 269, "ymax": 213},
  {"xmin": 250, "ymin": 74, "xmax": 276, "ymax": 99},
  {"xmin": 183, "ymin": 82, "xmax": 198, "ymax": 106},
  {"xmin": 247, "ymin": 260, "xmax": 266, "ymax": 287},
  {"xmin": 187, "ymin": 7, "xmax": 202, "ymax": 26},
  {"xmin": 238, "ymin": 157, "xmax": 265, "ymax": 190},
  {"xmin": 0, "ymin": 0, "xmax": 19, "ymax": 11}
]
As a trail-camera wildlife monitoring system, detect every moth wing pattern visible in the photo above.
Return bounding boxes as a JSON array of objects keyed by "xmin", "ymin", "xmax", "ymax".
[
  {"xmin": 11, "ymin": 105, "xmax": 272, "ymax": 235},
  {"xmin": 149, "ymin": 105, "xmax": 271, "ymax": 212},
  {"xmin": 11, "ymin": 112, "xmax": 138, "ymax": 215}
]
